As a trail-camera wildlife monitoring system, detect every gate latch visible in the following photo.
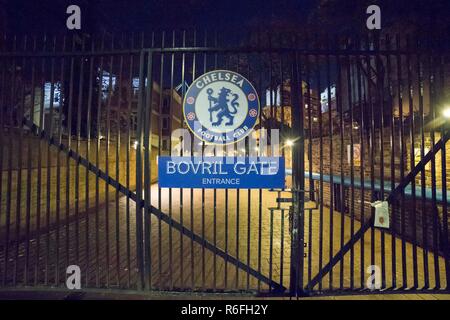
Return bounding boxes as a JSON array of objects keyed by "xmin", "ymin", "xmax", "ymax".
[{"xmin": 371, "ymin": 200, "xmax": 390, "ymax": 229}]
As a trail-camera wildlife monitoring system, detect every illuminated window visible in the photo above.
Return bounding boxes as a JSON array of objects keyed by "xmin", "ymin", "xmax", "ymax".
[
  {"xmin": 44, "ymin": 82, "xmax": 62, "ymax": 109},
  {"xmin": 265, "ymin": 86, "xmax": 281, "ymax": 106}
]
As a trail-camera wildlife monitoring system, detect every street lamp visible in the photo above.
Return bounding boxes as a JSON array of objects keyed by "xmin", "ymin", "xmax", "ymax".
[
  {"xmin": 443, "ymin": 107, "xmax": 450, "ymax": 119},
  {"xmin": 286, "ymin": 139, "xmax": 294, "ymax": 147}
]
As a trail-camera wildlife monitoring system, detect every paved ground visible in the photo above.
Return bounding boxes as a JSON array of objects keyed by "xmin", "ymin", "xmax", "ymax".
[
  {"xmin": 0, "ymin": 183, "xmax": 448, "ymax": 296},
  {"xmin": 0, "ymin": 288, "xmax": 449, "ymax": 300}
]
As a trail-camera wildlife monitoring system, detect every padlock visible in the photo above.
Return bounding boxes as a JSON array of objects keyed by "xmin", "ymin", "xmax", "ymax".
[{"xmin": 372, "ymin": 201, "xmax": 390, "ymax": 229}]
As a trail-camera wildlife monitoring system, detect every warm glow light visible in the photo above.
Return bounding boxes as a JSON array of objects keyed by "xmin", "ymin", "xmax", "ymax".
[
  {"xmin": 286, "ymin": 139, "xmax": 294, "ymax": 147},
  {"xmin": 443, "ymin": 107, "xmax": 450, "ymax": 119}
]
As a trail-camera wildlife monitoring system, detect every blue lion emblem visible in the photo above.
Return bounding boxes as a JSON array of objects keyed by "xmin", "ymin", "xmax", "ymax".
[{"xmin": 206, "ymin": 87, "xmax": 239, "ymax": 126}]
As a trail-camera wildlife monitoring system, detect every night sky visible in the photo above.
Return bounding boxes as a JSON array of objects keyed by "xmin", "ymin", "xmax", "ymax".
[
  {"xmin": 2, "ymin": 0, "xmax": 450, "ymax": 37},
  {"xmin": 2, "ymin": 0, "xmax": 316, "ymax": 34}
]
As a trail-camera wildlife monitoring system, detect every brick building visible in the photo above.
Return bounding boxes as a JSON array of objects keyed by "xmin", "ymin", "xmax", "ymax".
[{"xmin": 273, "ymin": 67, "xmax": 450, "ymax": 255}]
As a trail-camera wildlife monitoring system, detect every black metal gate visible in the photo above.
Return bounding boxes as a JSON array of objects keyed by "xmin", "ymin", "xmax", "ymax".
[{"xmin": 0, "ymin": 31, "xmax": 449, "ymax": 296}]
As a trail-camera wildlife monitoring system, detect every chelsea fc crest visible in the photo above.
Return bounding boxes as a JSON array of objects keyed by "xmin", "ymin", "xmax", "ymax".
[{"xmin": 183, "ymin": 70, "xmax": 260, "ymax": 145}]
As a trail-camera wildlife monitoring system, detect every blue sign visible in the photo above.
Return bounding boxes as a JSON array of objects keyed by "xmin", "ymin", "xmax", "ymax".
[
  {"xmin": 158, "ymin": 156, "xmax": 285, "ymax": 189},
  {"xmin": 183, "ymin": 70, "xmax": 260, "ymax": 145}
]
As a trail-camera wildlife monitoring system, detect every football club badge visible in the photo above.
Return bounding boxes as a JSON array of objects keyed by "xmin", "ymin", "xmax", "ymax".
[{"xmin": 183, "ymin": 70, "xmax": 260, "ymax": 145}]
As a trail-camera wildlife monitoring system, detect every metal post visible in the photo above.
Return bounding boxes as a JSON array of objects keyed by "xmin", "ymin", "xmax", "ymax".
[{"xmin": 289, "ymin": 49, "xmax": 305, "ymax": 296}]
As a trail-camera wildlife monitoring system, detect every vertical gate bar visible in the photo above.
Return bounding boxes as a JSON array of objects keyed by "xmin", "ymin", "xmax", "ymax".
[
  {"xmin": 148, "ymin": 32, "xmax": 156, "ymax": 289},
  {"xmin": 307, "ymin": 204, "xmax": 313, "ymax": 293},
  {"xmin": 179, "ymin": 30, "xmax": 186, "ymax": 289},
  {"xmin": 191, "ymin": 30, "xmax": 196, "ymax": 290},
  {"xmin": 23, "ymin": 36, "xmax": 37, "ymax": 286},
  {"xmin": 224, "ymin": 168, "xmax": 229, "ymax": 289},
  {"xmin": 0, "ymin": 36, "xmax": 13, "ymax": 286},
  {"xmin": 157, "ymin": 31, "xmax": 165, "ymax": 290},
  {"xmin": 355, "ymin": 41, "xmax": 365, "ymax": 289},
  {"xmin": 0, "ymin": 37, "xmax": 4, "ymax": 282},
  {"xmin": 10, "ymin": 36, "xmax": 20, "ymax": 285},
  {"xmin": 44, "ymin": 36, "xmax": 57, "ymax": 285},
  {"xmin": 34, "ymin": 35, "xmax": 44, "ymax": 286},
  {"xmin": 213, "ymin": 30, "xmax": 218, "ymax": 292},
  {"xmin": 246, "ymin": 150, "xmax": 251, "ymax": 290},
  {"xmin": 125, "ymin": 34, "xmax": 135, "ymax": 289},
  {"xmin": 104, "ymin": 37, "xmax": 115, "ymax": 288},
  {"xmin": 269, "ymin": 208, "xmax": 274, "ymax": 292},
  {"xmin": 428, "ymin": 37, "xmax": 440, "ymax": 289},
  {"xmin": 115, "ymin": 35, "xmax": 125, "ymax": 287},
  {"xmin": 64, "ymin": 36, "xmax": 76, "ymax": 286},
  {"xmin": 279, "ymin": 46, "xmax": 285, "ymax": 289},
  {"xmin": 0, "ymin": 42, "xmax": 5, "ymax": 284},
  {"xmin": 289, "ymin": 47, "xmax": 305, "ymax": 296},
  {"xmin": 13, "ymin": 36, "xmax": 27, "ymax": 286},
  {"xmin": 223, "ymin": 51, "xmax": 229, "ymax": 290},
  {"xmin": 31, "ymin": 39, "xmax": 42, "ymax": 282},
  {"xmin": 95, "ymin": 33, "xmax": 106, "ymax": 287},
  {"xmin": 74, "ymin": 37, "xmax": 86, "ymax": 276},
  {"xmin": 346, "ymin": 39, "xmax": 355, "ymax": 291},
  {"xmin": 202, "ymin": 29, "xmax": 207, "ymax": 291},
  {"xmin": 375, "ymin": 34, "xmax": 387, "ymax": 289},
  {"xmin": 269, "ymin": 37, "xmax": 274, "ymax": 122},
  {"xmin": 245, "ymin": 47, "xmax": 251, "ymax": 291},
  {"xmin": 366, "ymin": 35, "xmax": 376, "ymax": 274},
  {"xmin": 4, "ymin": 37, "xmax": 13, "ymax": 288},
  {"xmin": 154, "ymin": 32, "xmax": 162, "ymax": 289},
  {"xmin": 48, "ymin": 37, "xmax": 57, "ymax": 285},
  {"xmin": 304, "ymin": 39, "xmax": 314, "ymax": 292},
  {"xmin": 385, "ymin": 34, "xmax": 397, "ymax": 288},
  {"xmin": 406, "ymin": 35, "xmax": 418, "ymax": 288},
  {"xmin": 305, "ymin": 37, "xmax": 314, "ymax": 202},
  {"xmin": 0, "ymin": 37, "xmax": 2, "ymax": 282},
  {"xmin": 336, "ymin": 39, "xmax": 345, "ymax": 290},
  {"xmin": 84, "ymin": 38, "xmax": 95, "ymax": 288},
  {"xmin": 257, "ymin": 44, "xmax": 263, "ymax": 293},
  {"xmin": 438, "ymin": 38, "xmax": 450, "ymax": 290},
  {"xmin": 416, "ymin": 36, "xmax": 429, "ymax": 289},
  {"xmin": 140, "ymin": 32, "xmax": 147, "ymax": 290},
  {"xmin": 1, "ymin": 39, "xmax": 8, "ymax": 287},
  {"xmin": 268, "ymin": 43, "xmax": 274, "ymax": 292},
  {"xmin": 3, "ymin": 36, "xmax": 15, "ymax": 285},
  {"xmin": 280, "ymin": 208, "xmax": 285, "ymax": 288},
  {"xmin": 7, "ymin": 36, "xmax": 16, "ymax": 285},
  {"xmin": 63, "ymin": 36, "xmax": 75, "ymax": 278},
  {"xmin": 395, "ymin": 35, "xmax": 408, "ymax": 288},
  {"xmin": 168, "ymin": 30, "xmax": 175, "ymax": 290},
  {"xmin": 135, "ymin": 49, "xmax": 146, "ymax": 290},
  {"xmin": 235, "ymin": 50, "xmax": 240, "ymax": 290},
  {"xmin": 316, "ymin": 51, "xmax": 324, "ymax": 292},
  {"xmin": 143, "ymin": 44, "xmax": 154, "ymax": 290},
  {"xmin": 325, "ymin": 35, "xmax": 335, "ymax": 290},
  {"xmin": 144, "ymin": 31, "xmax": 155, "ymax": 290}
]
